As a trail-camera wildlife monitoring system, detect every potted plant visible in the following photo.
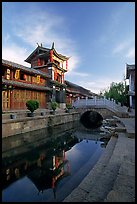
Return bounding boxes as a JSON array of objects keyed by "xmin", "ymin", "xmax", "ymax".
[
  {"xmin": 26, "ymin": 100, "xmax": 39, "ymax": 117},
  {"xmin": 50, "ymin": 101, "xmax": 58, "ymax": 114},
  {"xmin": 65, "ymin": 103, "xmax": 72, "ymax": 113}
]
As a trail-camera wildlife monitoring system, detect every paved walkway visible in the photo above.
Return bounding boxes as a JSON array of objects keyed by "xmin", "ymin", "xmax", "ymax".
[
  {"xmin": 63, "ymin": 117, "xmax": 135, "ymax": 202},
  {"xmin": 119, "ymin": 118, "xmax": 135, "ymax": 137}
]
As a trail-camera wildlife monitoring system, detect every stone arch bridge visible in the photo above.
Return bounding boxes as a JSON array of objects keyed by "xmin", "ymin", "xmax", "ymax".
[{"xmin": 72, "ymin": 98, "xmax": 129, "ymax": 119}]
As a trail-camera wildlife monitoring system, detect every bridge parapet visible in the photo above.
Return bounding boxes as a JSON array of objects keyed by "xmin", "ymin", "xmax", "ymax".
[{"xmin": 73, "ymin": 98, "xmax": 129, "ymax": 118}]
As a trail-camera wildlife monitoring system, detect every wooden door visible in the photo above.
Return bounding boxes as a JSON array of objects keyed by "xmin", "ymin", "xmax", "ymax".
[{"xmin": 2, "ymin": 90, "xmax": 10, "ymax": 111}]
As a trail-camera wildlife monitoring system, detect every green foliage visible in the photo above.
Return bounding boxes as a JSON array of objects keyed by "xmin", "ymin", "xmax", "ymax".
[
  {"xmin": 66, "ymin": 103, "xmax": 72, "ymax": 109},
  {"xmin": 26, "ymin": 100, "xmax": 39, "ymax": 113},
  {"xmin": 102, "ymin": 81, "xmax": 129, "ymax": 106},
  {"xmin": 50, "ymin": 101, "xmax": 58, "ymax": 111}
]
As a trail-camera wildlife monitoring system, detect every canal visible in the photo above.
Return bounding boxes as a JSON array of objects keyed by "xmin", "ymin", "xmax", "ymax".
[{"xmin": 2, "ymin": 121, "xmax": 110, "ymax": 202}]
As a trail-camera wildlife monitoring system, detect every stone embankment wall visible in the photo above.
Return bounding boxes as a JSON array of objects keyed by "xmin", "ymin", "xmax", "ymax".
[
  {"xmin": 2, "ymin": 107, "xmax": 123, "ymax": 138},
  {"xmin": 2, "ymin": 112, "xmax": 80, "ymax": 138}
]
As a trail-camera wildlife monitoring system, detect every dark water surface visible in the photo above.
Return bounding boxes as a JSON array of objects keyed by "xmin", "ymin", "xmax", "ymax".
[{"xmin": 2, "ymin": 121, "xmax": 110, "ymax": 202}]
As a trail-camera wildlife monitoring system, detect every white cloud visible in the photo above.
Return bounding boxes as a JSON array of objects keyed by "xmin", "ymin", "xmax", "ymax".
[
  {"xmin": 112, "ymin": 39, "xmax": 135, "ymax": 62},
  {"xmin": 4, "ymin": 33, "xmax": 10, "ymax": 43},
  {"xmin": 2, "ymin": 43, "xmax": 30, "ymax": 67},
  {"xmin": 11, "ymin": 8, "xmax": 79, "ymax": 72},
  {"xmin": 113, "ymin": 41, "xmax": 130, "ymax": 54},
  {"xmin": 66, "ymin": 71, "xmax": 89, "ymax": 77},
  {"xmin": 2, "ymin": 6, "xmax": 80, "ymax": 72},
  {"xmin": 68, "ymin": 76, "xmax": 121, "ymax": 94},
  {"xmin": 98, "ymin": 5, "xmax": 128, "ymax": 45},
  {"xmin": 126, "ymin": 47, "xmax": 135, "ymax": 60}
]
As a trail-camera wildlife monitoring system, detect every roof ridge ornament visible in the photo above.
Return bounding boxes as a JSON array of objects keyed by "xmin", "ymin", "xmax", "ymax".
[{"xmin": 51, "ymin": 42, "xmax": 54, "ymax": 49}]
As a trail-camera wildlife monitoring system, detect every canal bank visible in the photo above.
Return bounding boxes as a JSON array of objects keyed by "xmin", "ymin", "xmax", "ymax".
[
  {"xmin": 2, "ymin": 121, "xmax": 109, "ymax": 202},
  {"xmin": 2, "ymin": 107, "xmax": 119, "ymax": 138},
  {"xmin": 2, "ymin": 108, "xmax": 135, "ymax": 202},
  {"xmin": 2, "ymin": 110, "xmax": 80, "ymax": 138},
  {"xmin": 63, "ymin": 117, "xmax": 135, "ymax": 202}
]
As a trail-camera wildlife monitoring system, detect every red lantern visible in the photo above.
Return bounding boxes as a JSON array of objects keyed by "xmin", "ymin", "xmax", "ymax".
[
  {"xmin": 50, "ymin": 50, "xmax": 53, "ymax": 62},
  {"xmin": 54, "ymin": 69, "xmax": 57, "ymax": 80},
  {"xmin": 66, "ymin": 60, "xmax": 68, "ymax": 71},
  {"xmin": 37, "ymin": 58, "xmax": 41, "ymax": 66},
  {"xmin": 62, "ymin": 73, "xmax": 64, "ymax": 83},
  {"xmin": 55, "ymin": 157, "xmax": 59, "ymax": 168},
  {"xmin": 24, "ymin": 74, "xmax": 27, "ymax": 80}
]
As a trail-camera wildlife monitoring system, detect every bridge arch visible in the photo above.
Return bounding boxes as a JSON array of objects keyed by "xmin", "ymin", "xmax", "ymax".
[{"xmin": 80, "ymin": 110, "xmax": 103, "ymax": 129}]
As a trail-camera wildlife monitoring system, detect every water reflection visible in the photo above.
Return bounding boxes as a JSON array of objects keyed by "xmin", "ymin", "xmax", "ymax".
[
  {"xmin": 2, "ymin": 133, "xmax": 78, "ymax": 192},
  {"xmin": 2, "ymin": 122, "xmax": 110, "ymax": 202}
]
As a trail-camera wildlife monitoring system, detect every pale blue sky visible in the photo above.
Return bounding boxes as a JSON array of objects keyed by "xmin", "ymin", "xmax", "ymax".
[{"xmin": 2, "ymin": 2, "xmax": 135, "ymax": 93}]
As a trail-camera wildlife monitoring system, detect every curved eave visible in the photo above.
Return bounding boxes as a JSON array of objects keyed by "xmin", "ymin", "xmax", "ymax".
[
  {"xmin": 126, "ymin": 64, "xmax": 135, "ymax": 79},
  {"xmin": 2, "ymin": 79, "xmax": 52, "ymax": 92},
  {"xmin": 49, "ymin": 62, "xmax": 67, "ymax": 72},
  {"xmin": 128, "ymin": 91, "xmax": 135, "ymax": 96},
  {"xmin": 2, "ymin": 59, "xmax": 50, "ymax": 79},
  {"xmin": 66, "ymin": 89, "xmax": 96, "ymax": 97},
  {"xmin": 66, "ymin": 89, "xmax": 80, "ymax": 95},
  {"xmin": 53, "ymin": 48, "xmax": 69, "ymax": 61},
  {"xmin": 25, "ymin": 46, "xmax": 50, "ymax": 63},
  {"xmin": 50, "ymin": 80, "xmax": 67, "ymax": 88}
]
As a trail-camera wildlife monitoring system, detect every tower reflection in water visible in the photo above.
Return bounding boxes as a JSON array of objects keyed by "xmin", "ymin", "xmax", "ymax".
[{"xmin": 2, "ymin": 133, "xmax": 79, "ymax": 199}]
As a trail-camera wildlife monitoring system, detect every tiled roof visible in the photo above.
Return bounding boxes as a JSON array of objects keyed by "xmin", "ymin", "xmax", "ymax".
[
  {"xmin": 25, "ymin": 45, "xmax": 69, "ymax": 64},
  {"xmin": 2, "ymin": 78, "xmax": 52, "ymax": 92},
  {"xmin": 126, "ymin": 64, "xmax": 135, "ymax": 69},
  {"xmin": 25, "ymin": 46, "xmax": 50, "ymax": 63},
  {"xmin": 65, "ymin": 80, "xmax": 97, "ymax": 96},
  {"xmin": 66, "ymin": 88, "xmax": 80, "ymax": 94},
  {"xmin": 2, "ymin": 59, "xmax": 50, "ymax": 78},
  {"xmin": 126, "ymin": 64, "xmax": 135, "ymax": 79}
]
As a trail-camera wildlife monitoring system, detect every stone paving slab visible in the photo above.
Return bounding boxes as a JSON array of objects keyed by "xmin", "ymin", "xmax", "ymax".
[
  {"xmin": 104, "ymin": 189, "xmax": 135, "ymax": 202},
  {"xmin": 117, "ymin": 118, "xmax": 135, "ymax": 134}
]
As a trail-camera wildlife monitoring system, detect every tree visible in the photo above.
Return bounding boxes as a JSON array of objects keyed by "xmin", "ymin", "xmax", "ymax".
[{"xmin": 101, "ymin": 81, "xmax": 129, "ymax": 106}]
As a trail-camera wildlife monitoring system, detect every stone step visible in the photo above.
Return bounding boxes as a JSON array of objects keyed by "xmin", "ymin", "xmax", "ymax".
[
  {"xmin": 104, "ymin": 159, "xmax": 135, "ymax": 202},
  {"xmin": 104, "ymin": 133, "xmax": 135, "ymax": 202},
  {"xmin": 104, "ymin": 162, "xmax": 135, "ymax": 202}
]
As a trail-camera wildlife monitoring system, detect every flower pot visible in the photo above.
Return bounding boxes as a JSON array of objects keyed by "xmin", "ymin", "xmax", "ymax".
[
  {"xmin": 10, "ymin": 114, "xmax": 16, "ymax": 119},
  {"xmin": 50, "ymin": 110, "xmax": 55, "ymax": 115},
  {"xmin": 66, "ymin": 109, "xmax": 70, "ymax": 113},
  {"xmin": 27, "ymin": 112, "xmax": 34, "ymax": 117}
]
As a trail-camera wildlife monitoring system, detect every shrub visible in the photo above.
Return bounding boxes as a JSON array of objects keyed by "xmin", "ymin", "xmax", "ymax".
[
  {"xmin": 51, "ymin": 101, "xmax": 58, "ymax": 111},
  {"xmin": 26, "ymin": 100, "xmax": 39, "ymax": 113},
  {"xmin": 66, "ymin": 103, "xmax": 72, "ymax": 109}
]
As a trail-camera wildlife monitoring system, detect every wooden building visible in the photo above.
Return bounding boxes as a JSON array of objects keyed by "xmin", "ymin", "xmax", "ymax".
[
  {"xmin": 2, "ymin": 59, "xmax": 51, "ymax": 111},
  {"xmin": 2, "ymin": 43, "xmax": 97, "ymax": 112},
  {"xmin": 65, "ymin": 80, "xmax": 97, "ymax": 104},
  {"xmin": 25, "ymin": 42, "xmax": 69, "ymax": 109},
  {"xmin": 2, "ymin": 43, "xmax": 69, "ymax": 111}
]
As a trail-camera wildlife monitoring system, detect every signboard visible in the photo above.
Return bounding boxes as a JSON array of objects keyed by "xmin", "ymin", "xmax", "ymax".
[{"xmin": 14, "ymin": 70, "xmax": 20, "ymax": 79}]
